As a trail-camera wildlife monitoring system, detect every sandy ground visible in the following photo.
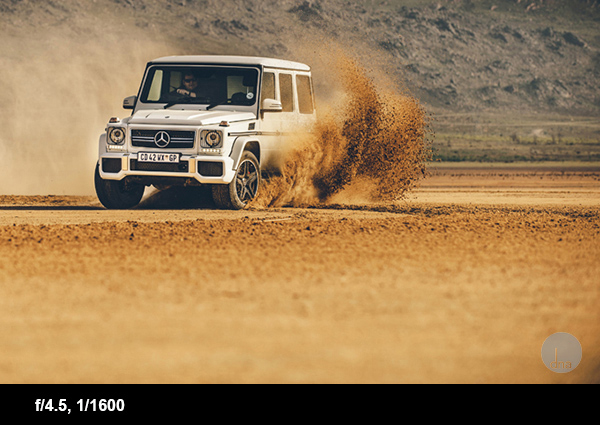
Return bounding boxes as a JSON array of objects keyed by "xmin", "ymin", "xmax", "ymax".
[{"xmin": 1, "ymin": 163, "xmax": 599, "ymax": 384}]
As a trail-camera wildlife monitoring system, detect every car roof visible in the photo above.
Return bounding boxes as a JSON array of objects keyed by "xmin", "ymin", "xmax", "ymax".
[{"xmin": 148, "ymin": 55, "xmax": 311, "ymax": 71}]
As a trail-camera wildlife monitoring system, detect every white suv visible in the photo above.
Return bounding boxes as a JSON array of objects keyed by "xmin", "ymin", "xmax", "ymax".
[{"xmin": 95, "ymin": 55, "xmax": 316, "ymax": 209}]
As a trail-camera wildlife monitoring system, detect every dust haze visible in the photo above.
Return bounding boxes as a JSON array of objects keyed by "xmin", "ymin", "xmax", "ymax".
[
  {"xmin": 0, "ymin": 6, "xmax": 431, "ymax": 201},
  {"xmin": 0, "ymin": 19, "xmax": 171, "ymax": 195}
]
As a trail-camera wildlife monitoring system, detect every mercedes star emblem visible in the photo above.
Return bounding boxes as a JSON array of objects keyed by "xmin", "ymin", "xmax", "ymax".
[{"xmin": 154, "ymin": 131, "xmax": 171, "ymax": 148}]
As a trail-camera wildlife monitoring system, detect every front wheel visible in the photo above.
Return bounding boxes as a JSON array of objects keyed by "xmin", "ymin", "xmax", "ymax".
[
  {"xmin": 94, "ymin": 163, "xmax": 145, "ymax": 209},
  {"xmin": 212, "ymin": 151, "xmax": 260, "ymax": 210}
]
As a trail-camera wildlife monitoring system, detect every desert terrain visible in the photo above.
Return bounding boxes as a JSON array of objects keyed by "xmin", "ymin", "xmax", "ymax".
[
  {"xmin": 1, "ymin": 163, "xmax": 598, "ymax": 384},
  {"xmin": 0, "ymin": 0, "xmax": 598, "ymax": 385}
]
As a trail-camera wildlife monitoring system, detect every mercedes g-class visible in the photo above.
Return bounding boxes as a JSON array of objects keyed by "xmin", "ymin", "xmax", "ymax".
[{"xmin": 95, "ymin": 55, "xmax": 316, "ymax": 209}]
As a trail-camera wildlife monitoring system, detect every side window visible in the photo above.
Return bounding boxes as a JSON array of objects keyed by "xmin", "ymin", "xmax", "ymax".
[
  {"xmin": 261, "ymin": 72, "xmax": 275, "ymax": 102},
  {"xmin": 146, "ymin": 70, "xmax": 163, "ymax": 101},
  {"xmin": 296, "ymin": 75, "xmax": 314, "ymax": 114},
  {"xmin": 279, "ymin": 73, "xmax": 294, "ymax": 112}
]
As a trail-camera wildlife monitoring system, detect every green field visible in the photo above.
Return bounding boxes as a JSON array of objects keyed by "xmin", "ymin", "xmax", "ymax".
[{"xmin": 431, "ymin": 113, "xmax": 600, "ymax": 162}]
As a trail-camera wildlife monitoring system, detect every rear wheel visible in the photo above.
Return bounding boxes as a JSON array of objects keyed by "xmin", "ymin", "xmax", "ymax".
[
  {"xmin": 212, "ymin": 151, "xmax": 260, "ymax": 210},
  {"xmin": 94, "ymin": 163, "xmax": 145, "ymax": 209}
]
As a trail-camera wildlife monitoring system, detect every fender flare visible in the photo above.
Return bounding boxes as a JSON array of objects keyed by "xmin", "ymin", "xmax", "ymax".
[{"xmin": 229, "ymin": 137, "xmax": 261, "ymax": 170}]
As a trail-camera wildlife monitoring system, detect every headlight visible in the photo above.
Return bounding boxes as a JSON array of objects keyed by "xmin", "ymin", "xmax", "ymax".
[
  {"xmin": 202, "ymin": 130, "xmax": 222, "ymax": 148},
  {"xmin": 108, "ymin": 127, "xmax": 126, "ymax": 145}
]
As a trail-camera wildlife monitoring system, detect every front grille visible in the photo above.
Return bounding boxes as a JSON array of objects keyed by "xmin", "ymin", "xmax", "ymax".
[
  {"xmin": 130, "ymin": 159, "xmax": 189, "ymax": 173},
  {"xmin": 102, "ymin": 158, "xmax": 122, "ymax": 173},
  {"xmin": 131, "ymin": 130, "xmax": 195, "ymax": 149},
  {"xmin": 198, "ymin": 161, "xmax": 224, "ymax": 177}
]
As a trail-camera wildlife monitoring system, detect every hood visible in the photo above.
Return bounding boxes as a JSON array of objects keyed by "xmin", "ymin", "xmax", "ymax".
[{"xmin": 128, "ymin": 109, "xmax": 256, "ymax": 126}]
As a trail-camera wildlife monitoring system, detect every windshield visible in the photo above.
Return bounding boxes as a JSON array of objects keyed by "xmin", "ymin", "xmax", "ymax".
[{"xmin": 140, "ymin": 65, "xmax": 259, "ymax": 108}]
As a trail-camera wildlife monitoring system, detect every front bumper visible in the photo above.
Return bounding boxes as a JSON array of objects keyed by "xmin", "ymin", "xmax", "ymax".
[{"xmin": 98, "ymin": 153, "xmax": 236, "ymax": 185}]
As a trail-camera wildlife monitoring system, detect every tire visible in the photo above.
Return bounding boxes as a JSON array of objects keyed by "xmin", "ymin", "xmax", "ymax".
[
  {"xmin": 94, "ymin": 163, "xmax": 145, "ymax": 209},
  {"xmin": 212, "ymin": 151, "xmax": 260, "ymax": 210}
]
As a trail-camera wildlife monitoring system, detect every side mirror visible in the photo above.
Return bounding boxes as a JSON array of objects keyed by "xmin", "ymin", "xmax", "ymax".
[
  {"xmin": 123, "ymin": 95, "xmax": 137, "ymax": 110},
  {"xmin": 261, "ymin": 98, "xmax": 282, "ymax": 112}
]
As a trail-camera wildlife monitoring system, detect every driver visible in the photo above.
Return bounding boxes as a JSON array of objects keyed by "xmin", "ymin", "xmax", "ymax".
[{"xmin": 177, "ymin": 72, "xmax": 201, "ymax": 98}]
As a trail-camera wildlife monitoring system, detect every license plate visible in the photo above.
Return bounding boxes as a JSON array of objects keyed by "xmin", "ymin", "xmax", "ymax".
[{"xmin": 138, "ymin": 152, "xmax": 180, "ymax": 163}]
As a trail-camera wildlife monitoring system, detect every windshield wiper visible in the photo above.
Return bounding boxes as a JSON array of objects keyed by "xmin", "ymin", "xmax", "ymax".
[
  {"xmin": 206, "ymin": 99, "xmax": 229, "ymax": 110},
  {"xmin": 163, "ymin": 97, "xmax": 194, "ymax": 109}
]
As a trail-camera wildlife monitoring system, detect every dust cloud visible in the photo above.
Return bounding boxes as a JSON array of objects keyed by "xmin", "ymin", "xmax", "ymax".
[
  {"xmin": 0, "ymin": 11, "xmax": 431, "ymax": 201},
  {"xmin": 0, "ymin": 23, "xmax": 171, "ymax": 195},
  {"xmin": 255, "ymin": 49, "xmax": 432, "ymax": 208}
]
